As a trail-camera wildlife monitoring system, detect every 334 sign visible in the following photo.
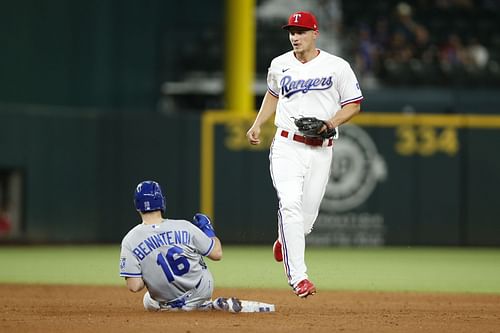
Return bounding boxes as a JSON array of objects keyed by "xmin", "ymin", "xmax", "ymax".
[{"xmin": 395, "ymin": 125, "xmax": 459, "ymax": 156}]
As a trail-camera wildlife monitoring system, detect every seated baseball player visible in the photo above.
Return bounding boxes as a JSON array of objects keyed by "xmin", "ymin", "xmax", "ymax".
[{"xmin": 119, "ymin": 180, "xmax": 241, "ymax": 312}]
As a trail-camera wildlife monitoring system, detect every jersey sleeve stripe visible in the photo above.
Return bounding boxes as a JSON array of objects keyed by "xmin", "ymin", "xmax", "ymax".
[
  {"xmin": 120, "ymin": 272, "xmax": 142, "ymax": 277},
  {"xmin": 202, "ymin": 238, "xmax": 215, "ymax": 256},
  {"xmin": 268, "ymin": 87, "xmax": 279, "ymax": 98},
  {"xmin": 341, "ymin": 96, "xmax": 364, "ymax": 106}
]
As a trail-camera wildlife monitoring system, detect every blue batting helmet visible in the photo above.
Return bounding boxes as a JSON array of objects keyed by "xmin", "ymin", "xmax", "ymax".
[{"xmin": 134, "ymin": 180, "xmax": 166, "ymax": 213}]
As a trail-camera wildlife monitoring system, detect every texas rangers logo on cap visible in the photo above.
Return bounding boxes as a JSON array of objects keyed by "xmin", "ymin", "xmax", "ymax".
[{"xmin": 282, "ymin": 11, "xmax": 318, "ymax": 31}]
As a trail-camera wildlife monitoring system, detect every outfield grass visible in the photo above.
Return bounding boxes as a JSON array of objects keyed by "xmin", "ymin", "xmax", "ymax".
[{"xmin": 0, "ymin": 245, "xmax": 499, "ymax": 294}]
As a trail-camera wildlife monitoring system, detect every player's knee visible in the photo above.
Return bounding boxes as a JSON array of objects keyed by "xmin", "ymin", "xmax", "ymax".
[
  {"xmin": 143, "ymin": 292, "xmax": 161, "ymax": 311},
  {"xmin": 303, "ymin": 212, "xmax": 318, "ymax": 234},
  {"xmin": 279, "ymin": 198, "xmax": 302, "ymax": 216}
]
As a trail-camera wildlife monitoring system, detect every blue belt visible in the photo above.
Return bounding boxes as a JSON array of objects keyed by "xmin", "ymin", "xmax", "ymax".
[{"xmin": 162, "ymin": 277, "xmax": 203, "ymax": 309}]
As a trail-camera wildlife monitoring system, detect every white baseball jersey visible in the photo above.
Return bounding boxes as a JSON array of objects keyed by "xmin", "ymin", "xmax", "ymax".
[
  {"xmin": 266, "ymin": 49, "xmax": 363, "ymax": 288},
  {"xmin": 267, "ymin": 49, "xmax": 363, "ymax": 136},
  {"xmin": 119, "ymin": 219, "xmax": 215, "ymax": 306}
]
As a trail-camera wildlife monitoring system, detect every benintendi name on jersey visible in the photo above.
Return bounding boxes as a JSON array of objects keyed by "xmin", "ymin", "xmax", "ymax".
[{"xmin": 131, "ymin": 230, "xmax": 191, "ymax": 260}]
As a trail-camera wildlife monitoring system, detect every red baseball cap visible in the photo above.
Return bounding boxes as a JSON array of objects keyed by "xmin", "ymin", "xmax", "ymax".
[{"xmin": 282, "ymin": 11, "xmax": 318, "ymax": 31}]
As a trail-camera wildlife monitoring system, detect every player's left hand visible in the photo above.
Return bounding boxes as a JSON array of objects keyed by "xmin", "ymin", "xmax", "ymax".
[{"xmin": 192, "ymin": 213, "xmax": 216, "ymax": 237}]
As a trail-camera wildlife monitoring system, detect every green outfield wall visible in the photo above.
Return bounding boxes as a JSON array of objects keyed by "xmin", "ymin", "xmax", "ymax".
[
  {"xmin": 202, "ymin": 111, "xmax": 500, "ymax": 246},
  {"xmin": 1, "ymin": 1, "xmax": 499, "ymax": 246},
  {"xmin": 1, "ymin": 105, "xmax": 499, "ymax": 246},
  {"xmin": 0, "ymin": 105, "xmax": 201, "ymax": 242}
]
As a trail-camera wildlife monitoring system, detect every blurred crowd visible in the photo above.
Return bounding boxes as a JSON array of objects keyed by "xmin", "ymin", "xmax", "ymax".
[
  {"xmin": 166, "ymin": 0, "xmax": 500, "ymax": 109},
  {"xmin": 343, "ymin": 0, "xmax": 500, "ymax": 87}
]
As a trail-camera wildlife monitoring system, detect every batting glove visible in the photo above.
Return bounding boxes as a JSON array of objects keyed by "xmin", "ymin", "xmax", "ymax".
[{"xmin": 192, "ymin": 213, "xmax": 216, "ymax": 238}]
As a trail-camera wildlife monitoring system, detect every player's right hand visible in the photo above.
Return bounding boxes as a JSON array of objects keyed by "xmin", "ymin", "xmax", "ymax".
[{"xmin": 246, "ymin": 126, "xmax": 261, "ymax": 145}]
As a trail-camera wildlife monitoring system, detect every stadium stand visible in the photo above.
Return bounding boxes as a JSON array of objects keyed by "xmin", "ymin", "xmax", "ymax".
[{"xmin": 342, "ymin": 0, "xmax": 500, "ymax": 87}]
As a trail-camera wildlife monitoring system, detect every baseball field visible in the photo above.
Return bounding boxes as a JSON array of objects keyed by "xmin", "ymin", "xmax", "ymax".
[{"xmin": 1, "ymin": 245, "xmax": 499, "ymax": 332}]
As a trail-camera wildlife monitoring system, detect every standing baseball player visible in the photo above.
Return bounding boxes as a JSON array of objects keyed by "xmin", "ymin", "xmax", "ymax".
[
  {"xmin": 246, "ymin": 11, "xmax": 363, "ymax": 298},
  {"xmin": 119, "ymin": 180, "xmax": 241, "ymax": 312}
]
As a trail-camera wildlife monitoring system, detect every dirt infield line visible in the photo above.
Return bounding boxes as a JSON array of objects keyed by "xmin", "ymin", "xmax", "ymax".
[{"xmin": 1, "ymin": 284, "xmax": 499, "ymax": 333}]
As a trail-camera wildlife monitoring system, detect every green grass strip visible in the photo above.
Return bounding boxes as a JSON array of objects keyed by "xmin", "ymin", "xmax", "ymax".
[{"xmin": 0, "ymin": 245, "xmax": 499, "ymax": 294}]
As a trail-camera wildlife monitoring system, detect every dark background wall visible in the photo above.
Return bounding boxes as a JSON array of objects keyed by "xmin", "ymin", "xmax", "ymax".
[
  {"xmin": 0, "ymin": 0, "xmax": 224, "ymax": 109},
  {"xmin": 0, "ymin": 1, "xmax": 499, "ymax": 245},
  {"xmin": 1, "ymin": 104, "xmax": 499, "ymax": 246},
  {"xmin": 0, "ymin": 105, "xmax": 201, "ymax": 241}
]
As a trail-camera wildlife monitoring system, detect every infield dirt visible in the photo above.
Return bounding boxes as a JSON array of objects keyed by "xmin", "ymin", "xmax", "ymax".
[{"xmin": 1, "ymin": 284, "xmax": 499, "ymax": 332}]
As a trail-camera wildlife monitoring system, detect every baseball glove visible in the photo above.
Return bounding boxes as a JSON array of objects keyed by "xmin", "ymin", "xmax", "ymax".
[{"xmin": 294, "ymin": 117, "xmax": 336, "ymax": 139}]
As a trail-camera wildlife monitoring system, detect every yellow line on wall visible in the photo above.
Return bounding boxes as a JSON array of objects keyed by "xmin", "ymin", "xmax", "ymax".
[
  {"xmin": 200, "ymin": 111, "xmax": 255, "ymax": 221},
  {"xmin": 351, "ymin": 112, "xmax": 500, "ymax": 128},
  {"xmin": 200, "ymin": 111, "xmax": 500, "ymax": 220},
  {"xmin": 200, "ymin": 113, "xmax": 215, "ymax": 219}
]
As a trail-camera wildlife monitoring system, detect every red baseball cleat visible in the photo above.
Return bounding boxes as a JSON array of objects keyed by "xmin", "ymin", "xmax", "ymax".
[
  {"xmin": 294, "ymin": 279, "xmax": 317, "ymax": 298},
  {"xmin": 273, "ymin": 239, "xmax": 283, "ymax": 262}
]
